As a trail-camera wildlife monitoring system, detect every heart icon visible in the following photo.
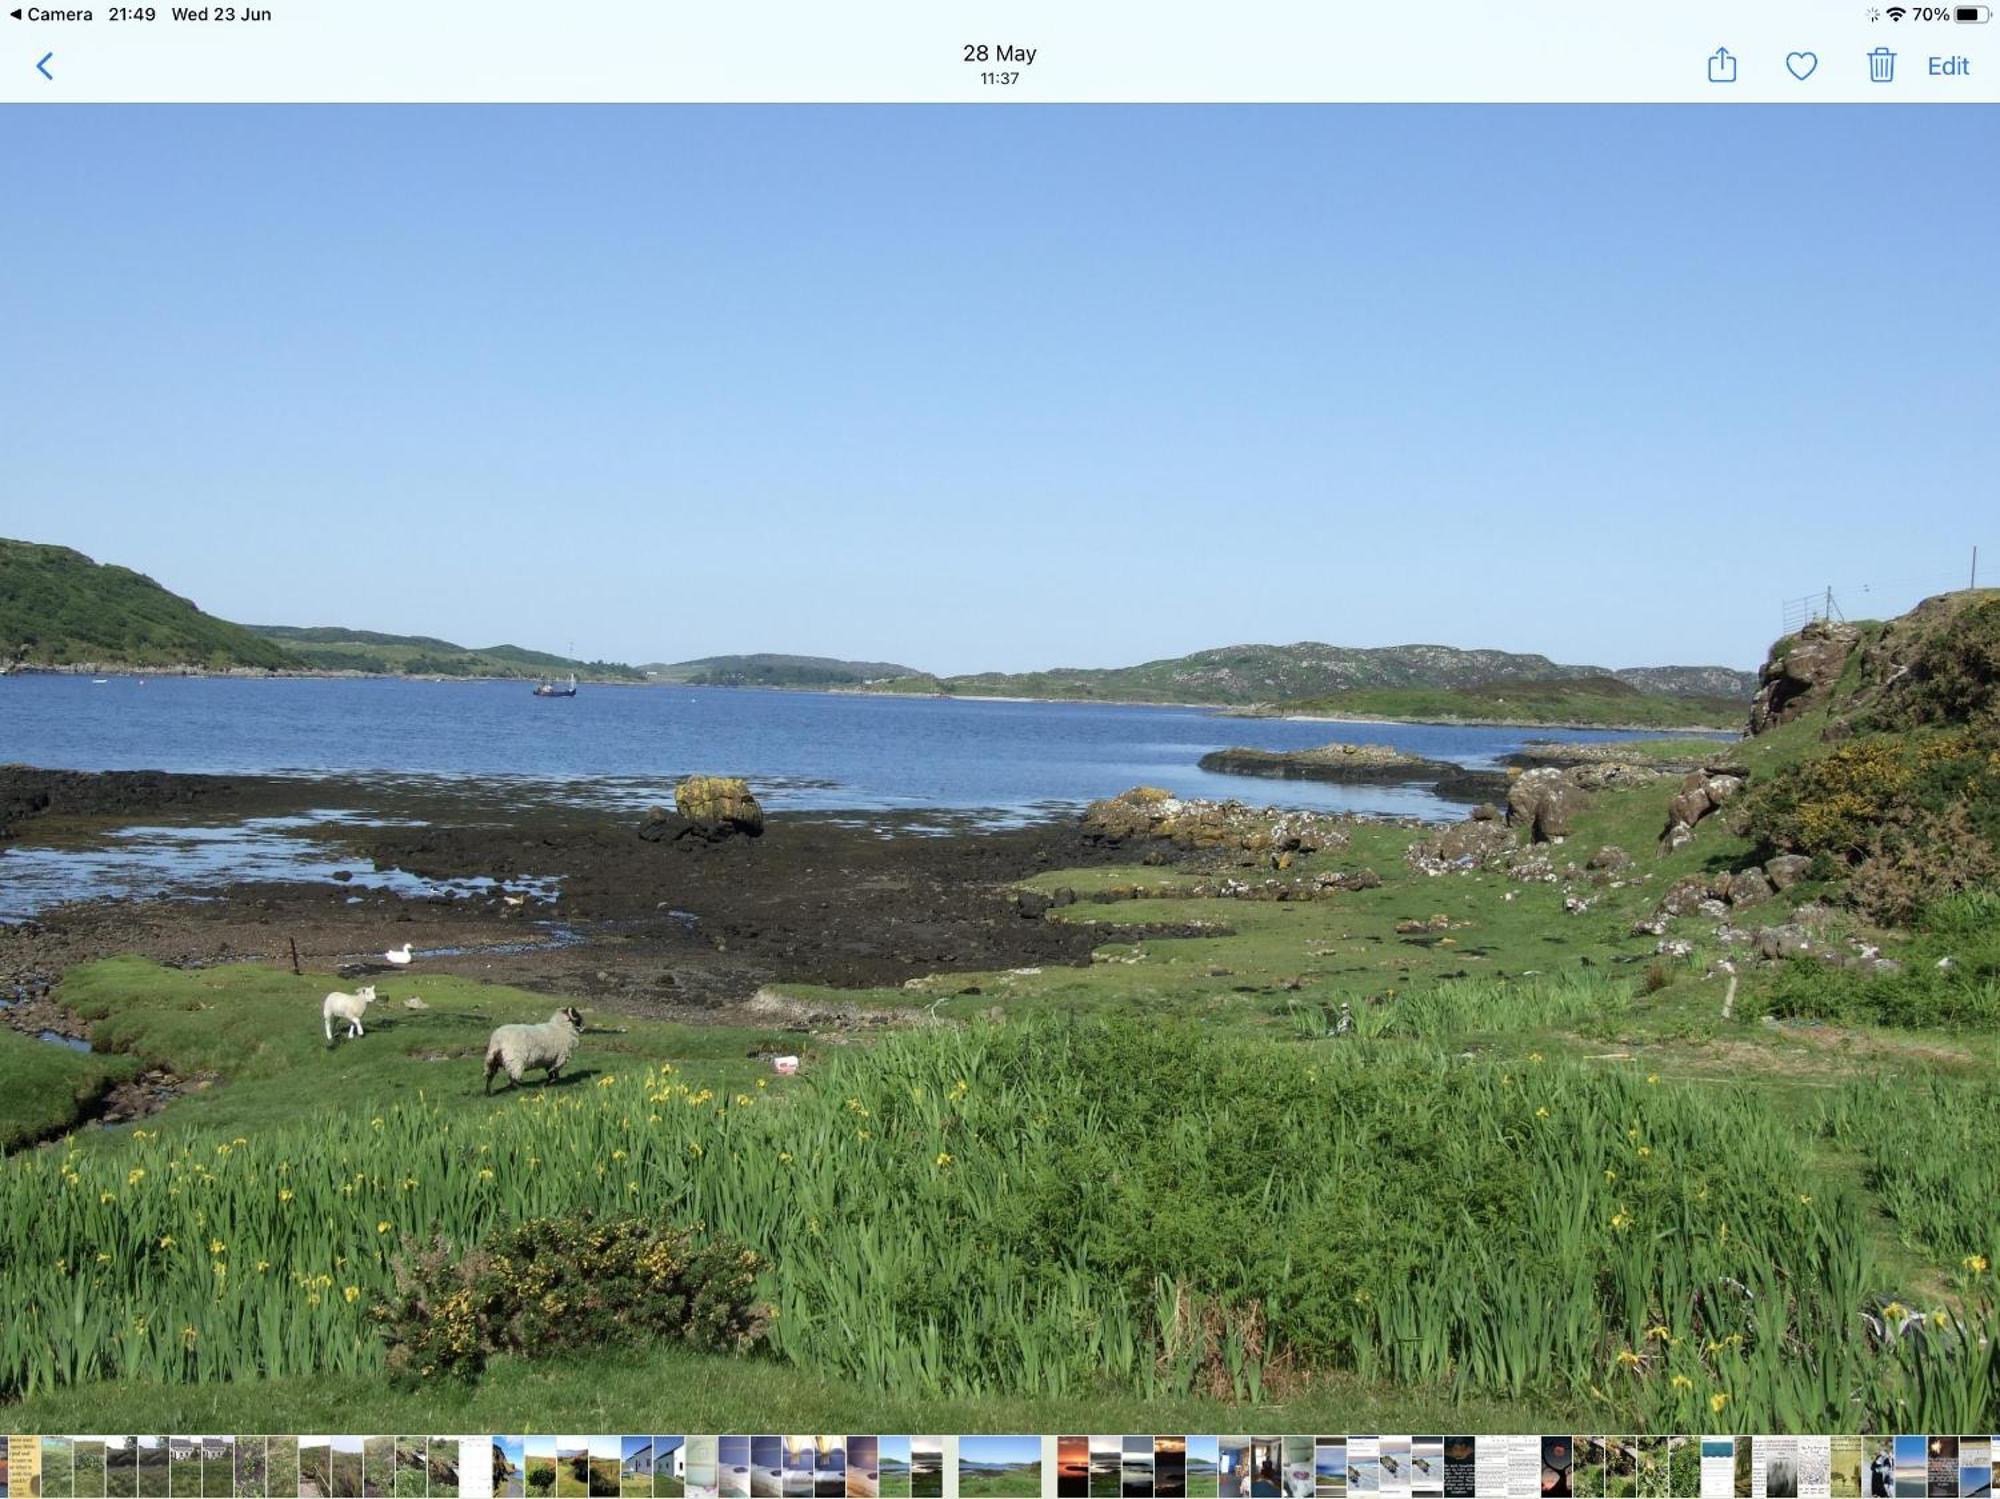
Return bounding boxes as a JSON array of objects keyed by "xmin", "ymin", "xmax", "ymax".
[{"xmin": 1787, "ymin": 51, "xmax": 1819, "ymax": 79}]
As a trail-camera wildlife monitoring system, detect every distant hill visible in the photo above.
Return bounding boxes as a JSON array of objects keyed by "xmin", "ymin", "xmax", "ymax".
[
  {"xmin": 248, "ymin": 625, "xmax": 644, "ymax": 681},
  {"xmin": 1613, "ymin": 664, "xmax": 1760, "ymax": 698},
  {"xmin": 864, "ymin": 641, "xmax": 1756, "ymax": 707},
  {"xmin": 1271, "ymin": 675, "xmax": 1746, "ymax": 729},
  {"xmin": 0, "ymin": 539, "xmax": 300, "ymax": 671},
  {"xmin": 644, "ymin": 653, "xmax": 918, "ymax": 688}
]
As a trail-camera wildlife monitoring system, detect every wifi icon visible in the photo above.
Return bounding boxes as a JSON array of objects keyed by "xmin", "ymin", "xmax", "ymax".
[{"xmin": 1887, "ymin": 6, "xmax": 1907, "ymax": 17}]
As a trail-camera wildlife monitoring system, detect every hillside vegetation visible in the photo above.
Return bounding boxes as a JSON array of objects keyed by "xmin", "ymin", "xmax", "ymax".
[
  {"xmin": 250, "ymin": 625, "xmax": 644, "ymax": 682},
  {"xmin": 644, "ymin": 653, "xmax": 917, "ymax": 688},
  {"xmin": 863, "ymin": 642, "xmax": 1754, "ymax": 708},
  {"xmin": 0, "ymin": 540, "xmax": 300, "ymax": 671}
]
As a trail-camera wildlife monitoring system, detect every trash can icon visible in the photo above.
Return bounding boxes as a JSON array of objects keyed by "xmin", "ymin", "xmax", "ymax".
[{"xmin": 1868, "ymin": 46, "xmax": 1897, "ymax": 81}]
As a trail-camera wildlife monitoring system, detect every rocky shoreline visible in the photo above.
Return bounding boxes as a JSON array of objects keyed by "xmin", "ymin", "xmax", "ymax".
[
  {"xmin": 0, "ymin": 765, "xmax": 1201, "ymax": 1037},
  {"xmin": 1196, "ymin": 741, "xmax": 1508, "ymax": 803}
]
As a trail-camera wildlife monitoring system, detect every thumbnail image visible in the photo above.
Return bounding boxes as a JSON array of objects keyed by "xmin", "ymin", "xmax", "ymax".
[
  {"xmin": 1633, "ymin": 1437, "xmax": 1667, "ymax": 1499},
  {"xmin": 389, "ymin": 1437, "xmax": 426, "ymax": 1498},
  {"xmin": 43, "ymin": 1438, "xmax": 76, "ymax": 1499},
  {"xmin": 1095, "ymin": 1441, "xmax": 1126, "ymax": 1499},
  {"xmin": 364, "ymin": 1437, "xmax": 395, "ymax": 1499},
  {"xmin": 751, "ymin": 1438, "xmax": 783, "ymax": 1499},
  {"xmin": 959, "ymin": 1437, "xmax": 1040, "ymax": 1499},
  {"xmin": 167, "ymin": 1438, "xmax": 197, "ymax": 1499},
  {"xmin": 1738, "ymin": 1440, "xmax": 1754, "ymax": 1499},
  {"xmin": 1603, "ymin": 1438, "xmax": 1636, "ymax": 1499},
  {"xmin": 1542, "ymin": 1437, "xmax": 1574, "ymax": 1499},
  {"xmin": 135, "ymin": 1440, "xmax": 170, "ymax": 1499},
  {"xmin": 1441, "ymin": 1439, "xmax": 1472, "ymax": 1499},
  {"xmin": 1283, "ymin": 1440, "xmax": 1314, "ymax": 1499},
  {"xmin": 653, "ymin": 1440, "xmax": 688, "ymax": 1499},
  {"xmin": 720, "ymin": 1438, "xmax": 753, "ymax": 1499},
  {"xmin": 1867, "ymin": 1441, "xmax": 1895, "ymax": 1499},
  {"xmin": 1060, "ymin": 1438, "xmax": 1090, "ymax": 1499},
  {"xmin": 1666, "ymin": 1439, "xmax": 1696, "ymax": 1499},
  {"xmin": 526, "ymin": 1438, "xmax": 559, "ymax": 1498},
  {"xmin": 1764, "ymin": 1437, "xmax": 1799, "ymax": 1499},
  {"xmin": 877, "ymin": 1440, "xmax": 911, "ymax": 1499},
  {"xmin": 1892, "ymin": 1437, "xmax": 1927, "ymax": 1498},
  {"xmin": 266, "ymin": 1441, "xmax": 298, "ymax": 1499},
  {"xmin": 1928, "ymin": 1438, "xmax": 1960, "ymax": 1497},
  {"xmin": 424, "ymin": 1437, "xmax": 464, "ymax": 1498},
  {"xmin": 487, "ymin": 1437, "xmax": 523, "ymax": 1499},
  {"xmin": 1345, "ymin": 1441, "xmax": 1377, "ymax": 1499},
  {"xmin": 1571, "ymin": 1437, "xmax": 1605, "ymax": 1499},
  {"xmin": 686, "ymin": 1438, "xmax": 720, "ymax": 1499},
  {"xmin": 1187, "ymin": 1439, "xmax": 1219, "ymax": 1499},
  {"xmin": 908, "ymin": 1442, "xmax": 943, "ymax": 1499},
  {"xmin": 231, "ymin": 1437, "xmax": 267, "ymax": 1499},
  {"xmin": 623, "ymin": 1440, "xmax": 664, "ymax": 1499},
  {"xmin": 1830, "ymin": 1437, "xmax": 1864, "ymax": 1499},
  {"xmin": 783, "ymin": 1440, "xmax": 815, "ymax": 1499},
  {"xmin": 73, "ymin": 1440, "xmax": 107, "ymax": 1499},
  {"xmin": 104, "ymin": 1439, "xmax": 136, "ymax": 1499},
  {"xmin": 1155, "ymin": 1438, "xmax": 1187, "ymax": 1499},
  {"xmin": 329, "ymin": 1436, "xmax": 364, "ymax": 1499},
  {"xmin": 1962, "ymin": 1437, "xmax": 1993, "ymax": 1499},
  {"xmin": 297, "ymin": 1438, "xmax": 333, "ymax": 1499},
  {"xmin": 847, "ymin": 1438, "xmax": 880, "ymax": 1499},
  {"xmin": 1373, "ymin": 1439, "xmax": 1405, "ymax": 1499},
  {"xmin": 199, "ymin": 1439, "xmax": 233, "ymax": 1499},
  {"xmin": 814, "ymin": 1439, "xmax": 846, "ymax": 1499},
  {"xmin": 1124, "ymin": 1439, "xmax": 1154, "ymax": 1499},
  {"xmin": 1408, "ymin": 1439, "xmax": 1441, "ymax": 1499}
]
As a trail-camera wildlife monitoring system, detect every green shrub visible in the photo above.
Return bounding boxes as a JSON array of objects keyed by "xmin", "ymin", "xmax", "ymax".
[{"xmin": 372, "ymin": 1215, "xmax": 769, "ymax": 1385}]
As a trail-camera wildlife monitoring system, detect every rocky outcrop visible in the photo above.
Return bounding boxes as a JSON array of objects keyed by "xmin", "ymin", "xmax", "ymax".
[
  {"xmin": 1080, "ymin": 787, "xmax": 1350, "ymax": 857},
  {"xmin": 1748, "ymin": 619, "xmax": 1861, "ymax": 735},
  {"xmin": 1659, "ymin": 769, "xmax": 1747, "ymax": 851},
  {"xmin": 1506, "ymin": 766, "xmax": 1585, "ymax": 843},
  {"xmin": 1198, "ymin": 741, "xmax": 1508, "ymax": 804},
  {"xmin": 639, "ymin": 776, "xmax": 766, "ymax": 843}
]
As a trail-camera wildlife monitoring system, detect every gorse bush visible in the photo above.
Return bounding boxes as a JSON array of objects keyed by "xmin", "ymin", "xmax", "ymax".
[
  {"xmin": 372, "ymin": 1215, "xmax": 768, "ymax": 1385},
  {"xmin": 3, "ymin": 1016, "xmax": 1995, "ymax": 1428},
  {"xmin": 1743, "ymin": 729, "xmax": 2000, "ymax": 923}
]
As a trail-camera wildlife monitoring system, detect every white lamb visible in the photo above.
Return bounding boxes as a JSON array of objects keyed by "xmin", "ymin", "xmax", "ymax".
[
  {"xmin": 322, "ymin": 984, "xmax": 377, "ymax": 1041},
  {"xmin": 483, "ymin": 1006, "xmax": 585, "ymax": 1093}
]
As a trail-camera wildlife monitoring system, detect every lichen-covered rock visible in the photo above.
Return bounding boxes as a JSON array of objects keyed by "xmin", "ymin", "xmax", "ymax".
[
  {"xmin": 1725, "ymin": 867, "xmax": 1775, "ymax": 907},
  {"xmin": 1586, "ymin": 845, "xmax": 1632, "ymax": 872},
  {"xmin": 1080, "ymin": 787, "xmax": 1349, "ymax": 857},
  {"xmin": 1506, "ymin": 766, "xmax": 1585, "ymax": 843},
  {"xmin": 1764, "ymin": 853, "xmax": 1813, "ymax": 890},
  {"xmin": 1406, "ymin": 818, "xmax": 1516, "ymax": 875},
  {"xmin": 1748, "ymin": 618, "xmax": 1862, "ymax": 735},
  {"xmin": 1659, "ymin": 770, "xmax": 1747, "ymax": 851},
  {"xmin": 671, "ymin": 775, "xmax": 765, "ymax": 839}
]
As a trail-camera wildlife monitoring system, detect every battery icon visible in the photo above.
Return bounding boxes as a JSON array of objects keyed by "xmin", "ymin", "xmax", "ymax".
[{"xmin": 1956, "ymin": 4, "xmax": 1990, "ymax": 18}]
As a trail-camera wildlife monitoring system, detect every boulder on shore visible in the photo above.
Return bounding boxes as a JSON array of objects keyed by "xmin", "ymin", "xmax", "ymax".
[
  {"xmin": 639, "ymin": 775, "xmax": 765, "ymax": 842},
  {"xmin": 1506, "ymin": 766, "xmax": 1585, "ymax": 843}
]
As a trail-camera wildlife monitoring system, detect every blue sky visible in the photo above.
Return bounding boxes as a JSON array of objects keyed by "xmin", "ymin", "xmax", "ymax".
[{"xmin": 2, "ymin": 106, "xmax": 1992, "ymax": 672}]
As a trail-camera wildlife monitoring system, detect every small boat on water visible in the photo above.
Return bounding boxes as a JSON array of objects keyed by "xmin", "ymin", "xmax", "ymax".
[{"xmin": 532, "ymin": 672, "xmax": 577, "ymax": 698}]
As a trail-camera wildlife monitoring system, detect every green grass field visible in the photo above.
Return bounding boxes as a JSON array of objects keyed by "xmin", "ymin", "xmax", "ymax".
[{"xmin": 3, "ymin": 686, "xmax": 1995, "ymax": 1435}]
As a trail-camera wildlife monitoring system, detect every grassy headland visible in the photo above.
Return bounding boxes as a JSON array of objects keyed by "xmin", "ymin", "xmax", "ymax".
[
  {"xmin": 0, "ymin": 539, "xmax": 299, "ymax": 672},
  {"xmin": 1259, "ymin": 676, "xmax": 1745, "ymax": 729}
]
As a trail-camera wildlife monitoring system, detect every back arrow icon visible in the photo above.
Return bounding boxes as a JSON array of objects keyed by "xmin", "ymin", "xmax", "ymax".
[{"xmin": 36, "ymin": 49, "xmax": 52, "ymax": 78}]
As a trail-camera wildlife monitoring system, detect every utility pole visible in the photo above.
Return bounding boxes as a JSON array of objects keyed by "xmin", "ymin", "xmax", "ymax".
[{"xmin": 1973, "ymin": 546, "xmax": 1980, "ymax": 591}]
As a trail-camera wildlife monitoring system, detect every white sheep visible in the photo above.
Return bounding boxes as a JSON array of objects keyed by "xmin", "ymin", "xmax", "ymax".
[
  {"xmin": 483, "ymin": 1006, "xmax": 584, "ymax": 1093},
  {"xmin": 322, "ymin": 984, "xmax": 377, "ymax": 1041}
]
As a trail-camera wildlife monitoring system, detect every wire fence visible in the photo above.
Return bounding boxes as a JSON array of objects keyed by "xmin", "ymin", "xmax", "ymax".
[{"xmin": 1779, "ymin": 564, "xmax": 1982, "ymax": 636}]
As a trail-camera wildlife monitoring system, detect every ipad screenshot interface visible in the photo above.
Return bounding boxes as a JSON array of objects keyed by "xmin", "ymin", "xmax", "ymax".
[{"xmin": 1, "ymin": 4, "xmax": 1995, "ymax": 1497}]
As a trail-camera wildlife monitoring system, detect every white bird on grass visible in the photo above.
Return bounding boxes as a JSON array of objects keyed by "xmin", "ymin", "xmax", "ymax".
[{"xmin": 384, "ymin": 943, "xmax": 414, "ymax": 966}]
